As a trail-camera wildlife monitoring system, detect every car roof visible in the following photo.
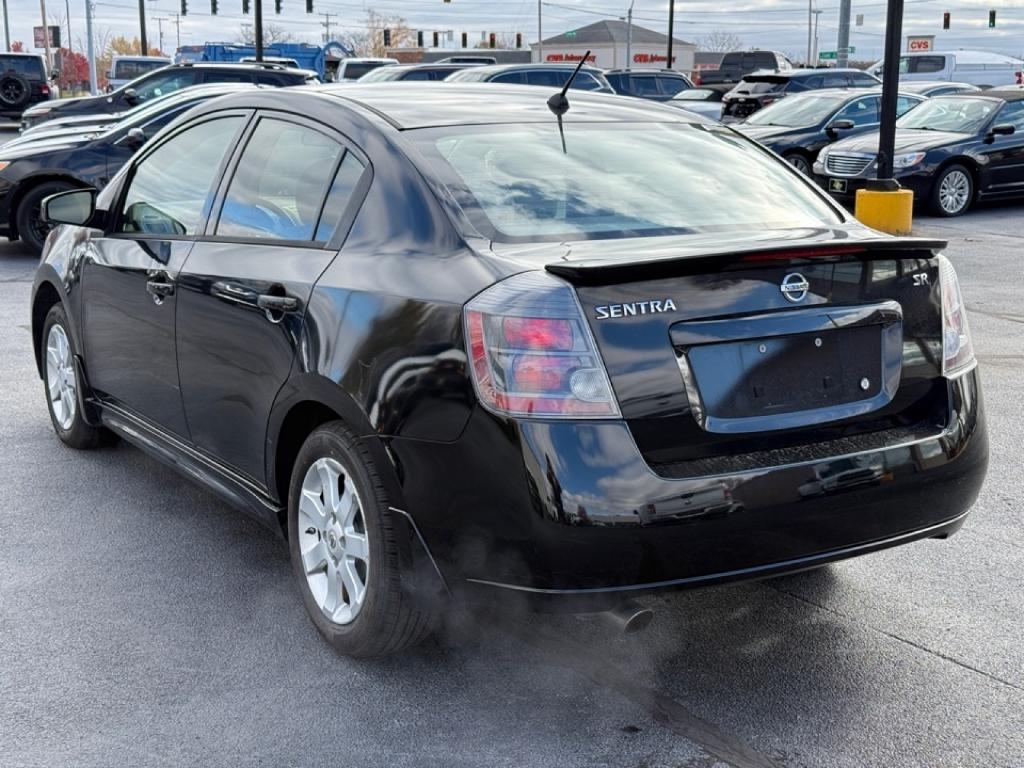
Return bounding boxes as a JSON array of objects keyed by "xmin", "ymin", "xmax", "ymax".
[
  {"xmin": 606, "ymin": 68, "xmax": 688, "ymax": 75},
  {"xmin": 458, "ymin": 62, "xmax": 604, "ymax": 75},
  {"xmin": 300, "ymin": 82, "xmax": 703, "ymax": 129},
  {"xmin": 0, "ymin": 52, "xmax": 44, "ymax": 58},
  {"xmin": 971, "ymin": 89, "xmax": 1024, "ymax": 102},
  {"xmin": 174, "ymin": 61, "xmax": 316, "ymax": 74}
]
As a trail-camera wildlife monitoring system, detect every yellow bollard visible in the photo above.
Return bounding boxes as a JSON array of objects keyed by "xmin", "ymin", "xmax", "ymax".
[{"xmin": 854, "ymin": 188, "xmax": 914, "ymax": 236}]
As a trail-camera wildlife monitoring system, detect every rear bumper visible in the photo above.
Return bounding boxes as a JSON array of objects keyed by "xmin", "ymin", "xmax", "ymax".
[{"xmin": 390, "ymin": 370, "xmax": 986, "ymax": 609}]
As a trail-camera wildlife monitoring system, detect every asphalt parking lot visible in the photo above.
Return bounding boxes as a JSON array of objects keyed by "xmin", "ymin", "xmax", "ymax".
[{"xmin": 1, "ymin": 140, "xmax": 1021, "ymax": 765}]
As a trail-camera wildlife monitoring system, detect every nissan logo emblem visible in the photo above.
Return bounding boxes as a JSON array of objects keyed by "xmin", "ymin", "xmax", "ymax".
[{"xmin": 780, "ymin": 273, "xmax": 810, "ymax": 303}]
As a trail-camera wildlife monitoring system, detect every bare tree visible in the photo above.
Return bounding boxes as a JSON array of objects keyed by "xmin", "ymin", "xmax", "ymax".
[
  {"xmin": 698, "ymin": 30, "xmax": 743, "ymax": 53},
  {"xmin": 236, "ymin": 22, "xmax": 295, "ymax": 46},
  {"xmin": 357, "ymin": 10, "xmax": 413, "ymax": 57}
]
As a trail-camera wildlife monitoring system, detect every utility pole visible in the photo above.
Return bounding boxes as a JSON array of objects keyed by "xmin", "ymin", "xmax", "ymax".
[
  {"xmin": 138, "ymin": 0, "xmax": 147, "ymax": 53},
  {"xmin": 666, "ymin": 0, "xmax": 675, "ymax": 69},
  {"xmin": 40, "ymin": 0, "xmax": 52, "ymax": 69},
  {"xmin": 2, "ymin": 0, "xmax": 9, "ymax": 52},
  {"xmin": 837, "ymin": 0, "xmax": 851, "ymax": 68},
  {"xmin": 254, "ymin": 0, "xmax": 263, "ymax": 60},
  {"xmin": 625, "ymin": 0, "xmax": 633, "ymax": 70},
  {"xmin": 806, "ymin": 0, "xmax": 813, "ymax": 65},
  {"xmin": 85, "ymin": 0, "xmax": 97, "ymax": 93},
  {"xmin": 536, "ymin": 0, "xmax": 542, "ymax": 62},
  {"xmin": 812, "ymin": 9, "xmax": 822, "ymax": 64},
  {"xmin": 65, "ymin": 0, "xmax": 71, "ymax": 54},
  {"xmin": 153, "ymin": 15, "xmax": 166, "ymax": 53},
  {"xmin": 320, "ymin": 11, "xmax": 336, "ymax": 43},
  {"xmin": 173, "ymin": 12, "xmax": 181, "ymax": 50}
]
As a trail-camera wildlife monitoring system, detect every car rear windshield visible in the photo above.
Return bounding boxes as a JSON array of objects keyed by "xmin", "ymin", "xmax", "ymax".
[
  {"xmin": 746, "ymin": 94, "xmax": 846, "ymax": 127},
  {"xmin": 342, "ymin": 62, "xmax": 386, "ymax": 79},
  {"xmin": 730, "ymin": 78, "xmax": 785, "ymax": 95},
  {"xmin": 896, "ymin": 96, "xmax": 998, "ymax": 133},
  {"xmin": 672, "ymin": 88, "xmax": 717, "ymax": 101},
  {"xmin": 412, "ymin": 122, "xmax": 841, "ymax": 242},
  {"xmin": 0, "ymin": 56, "xmax": 44, "ymax": 79}
]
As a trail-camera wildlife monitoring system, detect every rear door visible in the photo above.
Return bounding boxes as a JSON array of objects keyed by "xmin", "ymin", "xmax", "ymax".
[
  {"xmin": 175, "ymin": 112, "xmax": 369, "ymax": 482},
  {"xmin": 80, "ymin": 112, "xmax": 248, "ymax": 437}
]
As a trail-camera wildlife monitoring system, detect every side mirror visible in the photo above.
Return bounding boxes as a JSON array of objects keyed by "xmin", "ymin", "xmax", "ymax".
[
  {"xmin": 123, "ymin": 87, "xmax": 140, "ymax": 105},
  {"xmin": 50, "ymin": 69, "xmax": 60, "ymax": 81},
  {"xmin": 826, "ymin": 118, "xmax": 856, "ymax": 139},
  {"xmin": 990, "ymin": 123, "xmax": 1016, "ymax": 137},
  {"xmin": 41, "ymin": 188, "xmax": 97, "ymax": 227},
  {"xmin": 116, "ymin": 127, "xmax": 147, "ymax": 149}
]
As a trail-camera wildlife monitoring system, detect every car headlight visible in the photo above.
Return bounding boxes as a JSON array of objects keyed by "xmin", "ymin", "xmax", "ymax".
[
  {"xmin": 894, "ymin": 152, "xmax": 926, "ymax": 169},
  {"xmin": 0, "ymin": 161, "xmax": 10, "ymax": 173},
  {"xmin": 25, "ymin": 106, "xmax": 51, "ymax": 115}
]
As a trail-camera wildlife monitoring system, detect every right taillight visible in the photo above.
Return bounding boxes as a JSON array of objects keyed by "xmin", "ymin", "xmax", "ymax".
[
  {"xmin": 938, "ymin": 255, "xmax": 975, "ymax": 377},
  {"xmin": 464, "ymin": 271, "xmax": 620, "ymax": 418}
]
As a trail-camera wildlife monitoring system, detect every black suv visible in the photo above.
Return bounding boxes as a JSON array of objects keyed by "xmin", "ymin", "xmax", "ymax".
[
  {"xmin": 722, "ymin": 68, "xmax": 881, "ymax": 121},
  {"xmin": 20, "ymin": 62, "xmax": 318, "ymax": 129},
  {"xmin": 0, "ymin": 53, "xmax": 56, "ymax": 120},
  {"xmin": 604, "ymin": 69, "xmax": 693, "ymax": 101}
]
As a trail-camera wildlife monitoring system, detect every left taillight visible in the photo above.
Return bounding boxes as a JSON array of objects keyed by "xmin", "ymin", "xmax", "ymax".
[
  {"xmin": 938, "ymin": 255, "xmax": 975, "ymax": 377},
  {"xmin": 464, "ymin": 271, "xmax": 620, "ymax": 418}
]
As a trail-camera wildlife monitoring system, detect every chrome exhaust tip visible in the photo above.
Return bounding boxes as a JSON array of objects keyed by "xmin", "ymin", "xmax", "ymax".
[{"xmin": 601, "ymin": 600, "xmax": 654, "ymax": 635}]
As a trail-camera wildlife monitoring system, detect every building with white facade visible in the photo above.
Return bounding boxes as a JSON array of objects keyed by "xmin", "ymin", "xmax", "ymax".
[{"xmin": 531, "ymin": 20, "xmax": 696, "ymax": 73}]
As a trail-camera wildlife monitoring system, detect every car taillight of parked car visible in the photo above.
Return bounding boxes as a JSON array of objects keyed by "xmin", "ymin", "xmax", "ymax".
[
  {"xmin": 465, "ymin": 271, "xmax": 620, "ymax": 418},
  {"xmin": 37, "ymin": 84, "xmax": 50, "ymax": 96},
  {"xmin": 938, "ymin": 255, "xmax": 975, "ymax": 377}
]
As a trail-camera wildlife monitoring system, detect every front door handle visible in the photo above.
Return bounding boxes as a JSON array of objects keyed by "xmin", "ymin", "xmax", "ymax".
[
  {"xmin": 256, "ymin": 292, "xmax": 299, "ymax": 323},
  {"xmin": 146, "ymin": 276, "xmax": 175, "ymax": 305}
]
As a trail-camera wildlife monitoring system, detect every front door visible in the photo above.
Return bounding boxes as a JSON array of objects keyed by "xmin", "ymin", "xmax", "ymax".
[
  {"xmin": 980, "ymin": 101, "xmax": 1024, "ymax": 194},
  {"xmin": 176, "ymin": 113, "xmax": 368, "ymax": 482},
  {"xmin": 80, "ymin": 113, "xmax": 249, "ymax": 437}
]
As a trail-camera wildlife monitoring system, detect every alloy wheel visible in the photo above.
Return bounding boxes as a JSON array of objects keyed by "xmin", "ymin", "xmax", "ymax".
[
  {"xmin": 938, "ymin": 169, "xmax": 971, "ymax": 215},
  {"xmin": 297, "ymin": 457, "xmax": 370, "ymax": 625},
  {"xmin": 787, "ymin": 154, "xmax": 811, "ymax": 175},
  {"xmin": 45, "ymin": 324, "xmax": 76, "ymax": 430}
]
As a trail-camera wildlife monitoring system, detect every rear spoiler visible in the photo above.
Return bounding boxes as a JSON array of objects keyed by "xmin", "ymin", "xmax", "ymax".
[{"xmin": 545, "ymin": 237, "xmax": 948, "ymax": 285}]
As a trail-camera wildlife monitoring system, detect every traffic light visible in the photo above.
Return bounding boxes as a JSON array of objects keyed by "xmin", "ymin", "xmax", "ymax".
[
  {"xmin": 515, "ymin": 32, "xmax": 522, "ymax": 49},
  {"xmin": 383, "ymin": 28, "xmax": 391, "ymax": 47},
  {"xmin": 210, "ymin": 0, "xmax": 217, "ymax": 14},
  {"xmin": 432, "ymin": 31, "xmax": 439, "ymax": 47},
  {"xmin": 306, "ymin": 0, "xmax": 312, "ymax": 12},
  {"xmin": 242, "ymin": 0, "xmax": 248, "ymax": 12},
  {"xmin": 942, "ymin": 11, "xmax": 950, "ymax": 29},
  {"xmin": 988, "ymin": 9, "xmax": 996, "ymax": 27},
  {"xmin": 461, "ymin": 31, "xmax": 467, "ymax": 48},
  {"xmin": 417, "ymin": 30, "xmax": 424, "ymax": 47},
  {"xmin": 488, "ymin": 32, "xmax": 496, "ymax": 49},
  {"xmin": 180, "ymin": 0, "xmax": 187, "ymax": 14},
  {"xmin": 274, "ymin": 0, "xmax": 281, "ymax": 12}
]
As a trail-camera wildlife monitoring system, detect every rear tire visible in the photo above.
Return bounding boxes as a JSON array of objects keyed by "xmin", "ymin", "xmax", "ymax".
[
  {"xmin": 929, "ymin": 164, "xmax": 973, "ymax": 217},
  {"xmin": 287, "ymin": 421, "xmax": 436, "ymax": 657},
  {"xmin": 16, "ymin": 180, "xmax": 75, "ymax": 254},
  {"xmin": 41, "ymin": 304, "xmax": 113, "ymax": 450},
  {"xmin": 0, "ymin": 73, "xmax": 30, "ymax": 109}
]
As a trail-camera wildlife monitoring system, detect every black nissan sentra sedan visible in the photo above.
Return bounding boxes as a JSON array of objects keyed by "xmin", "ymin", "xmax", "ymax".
[
  {"xmin": 31, "ymin": 84, "xmax": 987, "ymax": 657},
  {"xmin": 816, "ymin": 91, "xmax": 1024, "ymax": 216}
]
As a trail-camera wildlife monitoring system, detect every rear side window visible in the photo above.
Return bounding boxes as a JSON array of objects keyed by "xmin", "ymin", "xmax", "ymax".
[
  {"xmin": 911, "ymin": 56, "xmax": 945, "ymax": 74},
  {"xmin": 657, "ymin": 76, "xmax": 689, "ymax": 96},
  {"xmin": 216, "ymin": 118, "xmax": 344, "ymax": 242},
  {"xmin": 523, "ymin": 70, "xmax": 566, "ymax": 87},
  {"xmin": 130, "ymin": 70, "xmax": 196, "ymax": 100},
  {"xmin": 822, "ymin": 72, "xmax": 849, "ymax": 88},
  {"xmin": 849, "ymin": 72, "xmax": 880, "ymax": 86},
  {"xmin": 630, "ymin": 75, "xmax": 661, "ymax": 96},
  {"xmin": 120, "ymin": 116, "xmax": 243, "ymax": 236},
  {"xmin": 315, "ymin": 152, "xmax": 366, "ymax": 241},
  {"xmin": 114, "ymin": 60, "xmax": 168, "ymax": 80},
  {"xmin": 491, "ymin": 71, "xmax": 525, "ymax": 84},
  {"xmin": 202, "ymin": 70, "xmax": 254, "ymax": 84},
  {"xmin": 572, "ymin": 72, "xmax": 605, "ymax": 91}
]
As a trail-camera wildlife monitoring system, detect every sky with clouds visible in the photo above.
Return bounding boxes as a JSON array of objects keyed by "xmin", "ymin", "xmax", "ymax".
[{"xmin": 6, "ymin": 0, "xmax": 1024, "ymax": 64}]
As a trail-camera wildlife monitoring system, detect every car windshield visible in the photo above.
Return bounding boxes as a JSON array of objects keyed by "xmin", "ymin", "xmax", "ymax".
[
  {"xmin": 746, "ymin": 94, "xmax": 847, "ymax": 127},
  {"xmin": 413, "ymin": 122, "xmax": 841, "ymax": 242},
  {"xmin": 114, "ymin": 60, "xmax": 169, "ymax": 79},
  {"xmin": 896, "ymin": 97, "xmax": 998, "ymax": 133}
]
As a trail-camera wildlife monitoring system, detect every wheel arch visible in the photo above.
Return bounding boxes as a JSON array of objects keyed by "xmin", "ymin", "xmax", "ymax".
[{"xmin": 31, "ymin": 278, "xmax": 63, "ymax": 379}]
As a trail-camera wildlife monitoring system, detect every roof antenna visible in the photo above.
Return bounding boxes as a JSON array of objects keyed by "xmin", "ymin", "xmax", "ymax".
[{"xmin": 547, "ymin": 50, "xmax": 591, "ymax": 153}]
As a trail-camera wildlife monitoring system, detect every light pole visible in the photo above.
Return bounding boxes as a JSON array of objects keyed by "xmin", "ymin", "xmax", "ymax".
[
  {"xmin": 85, "ymin": 0, "xmax": 97, "ymax": 93},
  {"xmin": 837, "ymin": 0, "xmax": 851, "ymax": 67},
  {"xmin": 666, "ymin": 0, "xmax": 675, "ymax": 69},
  {"xmin": 3, "ymin": 0, "xmax": 11, "ymax": 52},
  {"xmin": 537, "ymin": 0, "xmax": 542, "ymax": 62},
  {"xmin": 625, "ymin": 0, "xmax": 634, "ymax": 70}
]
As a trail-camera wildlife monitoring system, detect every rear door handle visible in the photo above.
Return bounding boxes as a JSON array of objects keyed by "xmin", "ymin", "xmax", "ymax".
[
  {"xmin": 256, "ymin": 292, "xmax": 299, "ymax": 323},
  {"xmin": 146, "ymin": 276, "xmax": 175, "ymax": 304}
]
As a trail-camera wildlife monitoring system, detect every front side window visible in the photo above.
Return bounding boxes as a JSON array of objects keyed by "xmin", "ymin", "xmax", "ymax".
[
  {"xmin": 834, "ymin": 96, "xmax": 879, "ymax": 126},
  {"xmin": 416, "ymin": 122, "xmax": 842, "ymax": 242},
  {"xmin": 119, "ymin": 116, "xmax": 243, "ymax": 236},
  {"xmin": 216, "ymin": 118, "xmax": 344, "ymax": 242},
  {"xmin": 995, "ymin": 101, "xmax": 1024, "ymax": 131},
  {"xmin": 202, "ymin": 70, "xmax": 254, "ymax": 84},
  {"xmin": 658, "ymin": 76, "xmax": 689, "ymax": 97}
]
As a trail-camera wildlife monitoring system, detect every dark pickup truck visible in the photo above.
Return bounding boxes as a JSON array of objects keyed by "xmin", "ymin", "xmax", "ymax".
[{"xmin": 700, "ymin": 50, "xmax": 792, "ymax": 85}]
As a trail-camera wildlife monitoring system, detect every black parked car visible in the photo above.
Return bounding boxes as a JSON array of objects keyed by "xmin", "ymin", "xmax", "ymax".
[
  {"xmin": 356, "ymin": 63, "xmax": 475, "ymax": 82},
  {"xmin": 897, "ymin": 80, "xmax": 981, "ymax": 97},
  {"xmin": 31, "ymin": 84, "xmax": 986, "ymax": 657},
  {"xmin": 1, "ymin": 83, "xmax": 257, "ymax": 251},
  {"xmin": 735, "ymin": 88, "xmax": 924, "ymax": 174},
  {"xmin": 722, "ymin": 68, "xmax": 882, "ymax": 121},
  {"xmin": 20, "ymin": 62, "xmax": 318, "ymax": 129},
  {"xmin": 0, "ymin": 52, "xmax": 57, "ymax": 120},
  {"xmin": 604, "ymin": 69, "xmax": 694, "ymax": 100},
  {"xmin": 816, "ymin": 91, "xmax": 1024, "ymax": 216},
  {"xmin": 445, "ymin": 63, "xmax": 615, "ymax": 92}
]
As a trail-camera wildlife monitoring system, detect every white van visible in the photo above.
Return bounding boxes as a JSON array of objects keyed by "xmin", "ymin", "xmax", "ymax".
[
  {"xmin": 106, "ymin": 55, "xmax": 172, "ymax": 91},
  {"xmin": 334, "ymin": 58, "xmax": 398, "ymax": 82},
  {"xmin": 867, "ymin": 50, "xmax": 1024, "ymax": 88}
]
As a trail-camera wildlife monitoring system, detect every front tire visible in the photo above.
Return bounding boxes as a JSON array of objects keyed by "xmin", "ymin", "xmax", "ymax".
[
  {"xmin": 929, "ymin": 164, "xmax": 973, "ymax": 217},
  {"xmin": 784, "ymin": 151, "xmax": 812, "ymax": 176},
  {"xmin": 42, "ymin": 304, "xmax": 112, "ymax": 449},
  {"xmin": 16, "ymin": 180, "xmax": 75, "ymax": 253},
  {"xmin": 287, "ymin": 422, "xmax": 436, "ymax": 657}
]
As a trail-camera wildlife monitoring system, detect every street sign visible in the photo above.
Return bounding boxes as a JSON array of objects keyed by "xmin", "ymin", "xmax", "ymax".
[{"xmin": 819, "ymin": 47, "xmax": 855, "ymax": 60}]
